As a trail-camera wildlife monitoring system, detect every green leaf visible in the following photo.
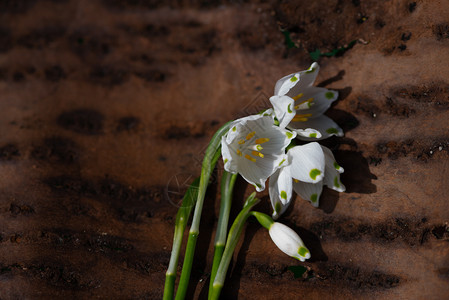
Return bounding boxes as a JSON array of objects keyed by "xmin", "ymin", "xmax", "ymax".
[
  {"xmin": 288, "ymin": 265, "xmax": 308, "ymax": 278},
  {"xmin": 309, "ymin": 39, "xmax": 357, "ymax": 61},
  {"xmin": 309, "ymin": 49, "xmax": 321, "ymax": 61},
  {"xmin": 281, "ymin": 30, "xmax": 298, "ymax": 49}
]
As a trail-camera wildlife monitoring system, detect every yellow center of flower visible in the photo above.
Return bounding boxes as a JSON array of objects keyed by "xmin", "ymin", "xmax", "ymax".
[
  {"xmin": 235, "ymin": 131, "xmax": 270, "ymax": 163},
  {"xmin": 252, "ymin": 150, "xmax": 264, "ymax": 158},
  {"xmin": 291, "ymin": 113, "xmax": 313, "ymax": 122},
  {"xmin": 246, "ymin": 131, "xmax": 256, "ymax": 140},
  {"xmin": 292, "ymin": 93, "xmax": 304, "ymax": 101},
  {"xmin": 294, "ymin": 97, "xmax": 314, "ymax": 110},
  {"xmin": 244, "ymin": 154, "xmax": 256, "ymax": 162},
  {"xmin": 255, "ymin": 138, "xmax": 269, "ymax": 144}
]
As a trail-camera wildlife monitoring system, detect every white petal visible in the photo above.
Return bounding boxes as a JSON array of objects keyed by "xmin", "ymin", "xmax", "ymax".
[
  {"xmin": 287, "ymin": 143, "xmax": 325, "ymax": 183},
  {"xmin": 283, "ymin": 62, "xmax": 321, "ymax": 99},
  {"xmin": 274, "ymin": 72, "xmax": 300, "ymax": 96},
  {"xmin": 293, "ymin": 180, "xmax": 323, "ymax": 207},
  {"xmin": 226, "ymin": 113, "xmax": 271, "ymax": 143},
  {"xmin": 256, "ymin": 127, "xmax": 296, "ymax": 155},
  {"xmin": 293, "ymin": 128, "xmax": 322, "ymax": 139},
  {"xmin": 321, "ymin": 146, "xmax": 344, "ymax": 173},
  {"xmin": 225, "ymin": 123, "xmax": 240, "ymax": 144},
  {"xmin": 221, "ymin": 136, "xmax": 239, "ymax": 174},
  {"xmin": 269, "ymin": 95, "xmax": 296, "ymax": 129},
  {"xmin": 293, "ymin": 87, "xmax": 338, "ymax": 116},
  {"xmin": 327, "ymin": 174, "xmax": 345, "ymax": 193},
  {"xmin": 238, "ymin": 157, "xmax": 269, "ymax": 191},
  {"xmin": 260, "ymin": 108, "xmax": 275, "ymax": 118},
  {"xmin": 224, "ymin": 115, "xmax": 294, "ymax": 192},
  {"xmin": 299, "ymin": 62, "xmax": 320, "ymax": 88},
  {"xmin": 274, "ymin": 63, "xmax": 321, "ymax": 98},
  {"xmin": 321, "ymin": 146, "xmax": 346, "ymax": 192},
  {"xmin": 269, "ymin": 168, "xmax": 293, "ymax": 219},
  {"xmin": 288, "ymin": 115, "xmax": 343, "ymax": 141},
  {"xmin": 269, "ymin": 222, "xmax": 311, "ymax": 261}
]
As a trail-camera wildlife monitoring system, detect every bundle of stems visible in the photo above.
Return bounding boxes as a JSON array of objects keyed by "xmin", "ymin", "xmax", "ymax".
[{"xmin": 163, "ymin": 123, "xmax": 261, "ymax": 300}]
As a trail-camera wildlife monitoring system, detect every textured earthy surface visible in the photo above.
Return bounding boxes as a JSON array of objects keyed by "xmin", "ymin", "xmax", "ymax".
[{"xmin": 1, "ymin": 0, "xmax": 448, "ymax": 299}]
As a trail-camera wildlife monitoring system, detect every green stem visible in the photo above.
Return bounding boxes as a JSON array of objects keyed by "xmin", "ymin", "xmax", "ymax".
[
  {"xmin": 163, "ymin": 177, "xmax": 200, "ymax": 300},
  {"xmin": 209, "ymin": 171, "xmax": 237, "ymax": 297},
  {"xmin": 210, "ymin": 193, "xmax": 260, "ymax": 300},
  {"xmin": 250, "ymin": 211, "xmax": 274, "ymax": 230},
  {"xmin": 175, "ymin": 122, "xmax": 232, "ymax": 300}
]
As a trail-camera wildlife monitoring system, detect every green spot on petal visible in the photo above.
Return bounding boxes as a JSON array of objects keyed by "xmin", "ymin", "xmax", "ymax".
[
  {"xmin": 275, "ymin": 202, "xmax": 281, "ymax": 214},
  {"xmin": 286, "ymin": 131, "xmax": 293, "ymax": 138},
  {"xmin": 334, "ymin": 176, "xmax": 340, "ymax": 188},
  {"xmin": 278, "ymin": 158, "xmax": 286, "ymax": 167},
  {"xmin": 309, "ymin": 133, "xmax": 317, "ymax": 138},
  {"xmin": 333, "ymin": 162, "xmax": 341, "ymax": 170},
  {"xmin": 287, "ymin": 103, "xmax": 293, "ymax": 113},
  {"xmin": 307, "ymin": 101, "xmax": 313, "ymax": 108},
  {"xmin": 325, "ymin": 91, "xmax": 334, "ymax": 99},
  {"xmin": 232, "ymin": 126, "xmax": 236, "ymax": 132},
  {"xmin": 310, "ymin": 193, "xmax": 318, "ymax": 202},
  {"xmin": 255, "ymin": 183, "xmax": 262, "ymax": 189},
  {"xmin": 280, "ymin": 191, "xmax": 287, "ymax": 200},
  {"xmin": 309, "ymin": 169, "xmax": 321, "ymax": 180},
  {"xmin": 290, "ymin": 76, "xmax": 298, "ymax": 82},
  {"xmin": 305, "ymin": 67, "xmax": 315, "ymax": 74},
  {"xmin": 298, "ymin": 247, "xmax": 309, "ymax": 257},
  {"xmin": 326, "ymin": 128, "xmax": 339, "ymax": 134},
  {"xmin": 224, "ymin": 159, "xmax": 228, "ymax": 164}
]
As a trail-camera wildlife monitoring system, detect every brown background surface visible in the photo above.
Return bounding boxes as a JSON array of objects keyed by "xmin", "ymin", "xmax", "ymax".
[{"xmin": 0, "ymin": 0, "xmax": 448, "ymax": 299}]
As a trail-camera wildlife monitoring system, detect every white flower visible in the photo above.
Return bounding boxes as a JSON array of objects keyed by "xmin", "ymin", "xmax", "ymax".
[
  {"xmin": 269, "ymin": 62, "xmax": 343, "ymax": 140},
  {"xmin": 251, "ymin": 212, "xmax": 311, "ymax": 262},
  {"xmin": 269, "ymin": 222, "xmax": 311, "ymax": 262},
  {"xmin": 269, "ymin": 143, "xmax": 345, "ymax": 219},
  {"xmin": 222, "ymin": 112, "xmax": 296, "ymax": 192}
]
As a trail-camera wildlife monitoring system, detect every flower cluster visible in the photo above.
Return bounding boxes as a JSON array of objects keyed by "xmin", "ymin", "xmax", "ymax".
[
  {"xmin": 269, "ymin": 62, "xmax": 343, "ymax": 140},
  {"xmin": 222, "ymin": 63, "xmax": 345, "ymax": 259},
  {"xmin": 164, "ymin": 63, "xmax": 348, "ymax": 299}
]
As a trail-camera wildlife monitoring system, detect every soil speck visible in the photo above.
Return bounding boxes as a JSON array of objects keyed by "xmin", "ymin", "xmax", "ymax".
[
  {"xmin": 433, "ymin": 23, "xmax": 449, "ymax": 40},
  {"xmin": 45, "ymin": 65, "xmax": 67, "ymax": 82},
  {"xmin": 89, "ymin": 66, "xmax": 129, "ymax": 86},
  {"xmin": 32, "ymin": 137, "xmax": 80, "ymax": 164},
  {"xmin": 10, "ymin": 204, "xmax": 35, "ymax": 216},
  {"xmin": 117, "ymin": 116, "xmax": 140, "ymax": 132},
  {"xmin": 0, "ymin": 144, "xmax": 20, "ymax": 160},
  {"xmin": 57, "ymin": 109, "xmax": 104, "ymax": 135}
]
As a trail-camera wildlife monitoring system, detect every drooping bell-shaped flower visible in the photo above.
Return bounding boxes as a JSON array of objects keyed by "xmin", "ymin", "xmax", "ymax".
[
  {"xmin": 269, "ymin": 142, "xmax": 325, "ymax": 219},
  {"xmin": 293, "ymin": 146, "xmax": 345, "ymax": 206},
  {"xmin": 269, "ymin": 143, "xmax": 345, "ymax": 219},
  {"xmin": 252, "ymin": 211, "xmax": 311, "ymax": 262},
  {"xmin": 269, "ymin": 62, "xmax": 343, "ymax": 140},
  {"xmin": 222, "ymin": 113, "xmax": 296, "ymax": 192},
  {"xmin": 269, "ymin": 222, "xmax": 311, "ymax": 262}
]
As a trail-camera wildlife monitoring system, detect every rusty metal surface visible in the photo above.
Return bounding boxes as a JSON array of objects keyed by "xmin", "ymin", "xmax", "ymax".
[{"xmin": 0, "ymin": 0, "xmax": 448, "ymax": 299}]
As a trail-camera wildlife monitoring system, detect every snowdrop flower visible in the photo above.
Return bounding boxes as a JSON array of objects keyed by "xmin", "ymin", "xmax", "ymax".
[
  {"xmin": 269, "ymin": 222, "xmax": 311, "ymax": 262},
  {"xmin": 252, "ymin": 212, "xmax": 311, "ymax": 262},
  {"xmin": 269, "ymin": 63, "xmax": 343, "ymax": 140},
  {"xmin": 269, "ymin": 143, "xmax": 345, "ymax": 219},
  {"xmin": 222, "ymin": 113, "xmax": 296, "ymax": 192}
]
